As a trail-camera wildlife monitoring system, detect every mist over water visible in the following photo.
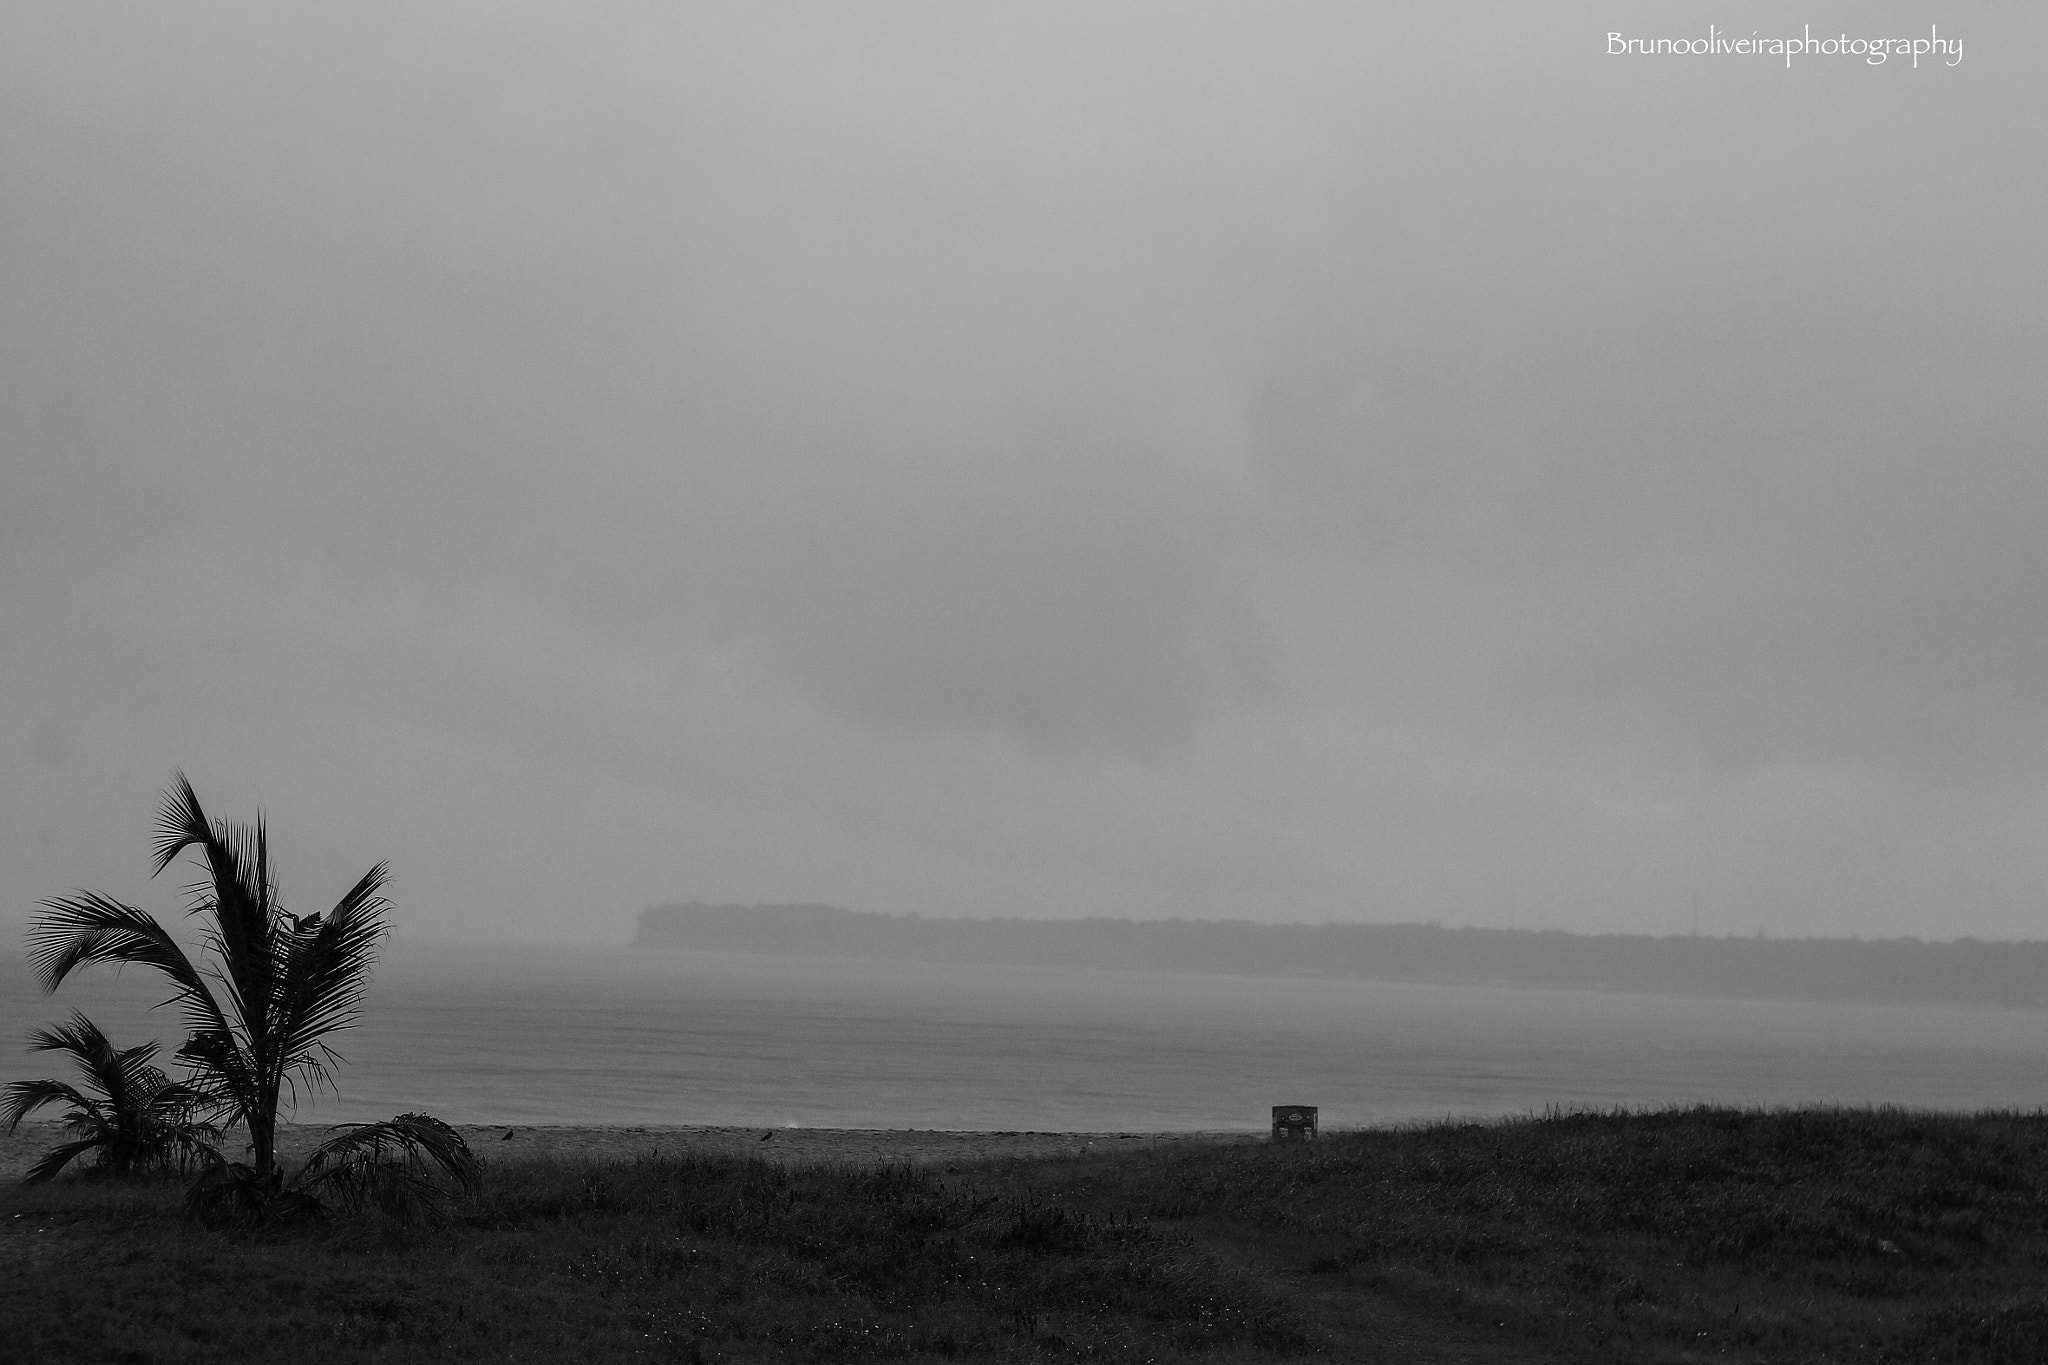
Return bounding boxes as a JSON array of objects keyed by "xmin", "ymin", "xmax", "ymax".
[{"xmin": 6, "ymin": 940, "xmax": 2044, "ymax": 1130}]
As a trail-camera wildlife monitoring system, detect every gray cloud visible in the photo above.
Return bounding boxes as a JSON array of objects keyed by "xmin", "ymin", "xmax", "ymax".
[
  {"xmin": 2, "ymin": 2, "xmax": 2043, "ymax": 941},
  {"xmin": 1244, "ymin": 45, "xmax": 2048, "ymax": 781}
]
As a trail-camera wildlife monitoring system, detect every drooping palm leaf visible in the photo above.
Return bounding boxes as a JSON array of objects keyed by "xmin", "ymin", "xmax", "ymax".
[
  {"xmin": 26, "ymin": 892, "xmax": 233, "ymax": 1040},
  {"xmin": 296, "ymin": 1113, "xmax": 480, "ymax": 1221},
  {"xmin": 23, "ymin": 1138, "xmax": 105, "ymax": 1185},
  {"xmin": 2, "ymin": 1077, "xmax": 98, "ymax": 1133},
  {"xmin": 26, "ymin": 894, "xmax": 257, "ymax": 1133}
]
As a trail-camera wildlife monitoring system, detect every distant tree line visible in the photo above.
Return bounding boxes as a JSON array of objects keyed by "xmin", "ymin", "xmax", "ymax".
[{"xmin": 634, "ymin": 902, "xmax": 2048, "ymax": 1010}]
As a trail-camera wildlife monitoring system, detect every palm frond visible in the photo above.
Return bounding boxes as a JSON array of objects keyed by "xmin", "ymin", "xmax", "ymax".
[
  {"xmin": 25, "ymin": 1012, "xmax": 174, "ymax": 1104},
  {"xmin": 5, "ymin": 1013, "xmax": 222, "ymax": 1184},
  {"xmin": 136, "ymin": 1116, "xmax": 225, "ymax": 1176},
  {"xmin": 111, "ymin": 1040, "xmax": 175, "ymax": 1113},
  {"xmin": 210, "ymin": 814, "xmax": 278, "ymax": 1017},
  {"xmin": 2, "ymin": 1078, "xmax": 96, "ymax": 1132},
  {"xmin": 152, "ymin": 775, "xmax": 275, "ymax": 1052},
  {"xmin": 271, "ymin": 864, "xmax": 389, "ymax": 1090},
  {"xmin": 296, "ymin": 1113, "xmax": 480, "ymax": 1221},
  {"xmin": 149, "ymin": 771, "xmax": 206, "ymax": 875},
  {"xmin": 173, "ymin": 1027, "xmax": 261, "ymax": 1120},
  {"xmin": 26, "ymin": 1012, "xmax": 140, "ymax": 1123},
  {"xmin": 23, "ymin": 1138, "xmax": 104, "ymax": 1185},
  {"xmin": 302, "ymin": 1113, "xmax": 480, "ymax": 1190},
  {"xmin": 25, "ymin": 894, "xmax": 232, "ymax": 1039},
  {"xmin": 26, "ymin": 1011, "xmax": 119, "ymax": 1063}
]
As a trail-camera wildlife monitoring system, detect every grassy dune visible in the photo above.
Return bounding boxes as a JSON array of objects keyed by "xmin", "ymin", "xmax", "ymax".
[{"xmin": 5, "ymin": 1106, "xmax": 2047, "ymax": 1363}]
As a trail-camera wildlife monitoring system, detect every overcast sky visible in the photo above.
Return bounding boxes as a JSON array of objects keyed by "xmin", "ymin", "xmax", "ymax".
[{"xmin": 4, "ymin": 2, "xmax": 2042, "ymax": 945}]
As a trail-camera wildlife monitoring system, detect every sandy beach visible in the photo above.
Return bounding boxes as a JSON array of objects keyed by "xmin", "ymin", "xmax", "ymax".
[{"xmin": 0, "ymin": 1122, "xmax": 1252, "ymax": 1184}]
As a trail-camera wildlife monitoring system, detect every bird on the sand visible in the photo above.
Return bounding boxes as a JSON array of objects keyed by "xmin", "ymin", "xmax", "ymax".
[
  {"xmin": 501, "ymin": 1128, "xmax": 516, "ymax": 1141},
  {"xmin": 760, "ymin": 1131, "xmax": 774, "ymax": 1141}
]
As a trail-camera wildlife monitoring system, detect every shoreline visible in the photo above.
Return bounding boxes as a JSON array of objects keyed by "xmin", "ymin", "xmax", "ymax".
[{"xmin": 0, "ymin": 1123, "xmax": 1256, "ymax": 1183}]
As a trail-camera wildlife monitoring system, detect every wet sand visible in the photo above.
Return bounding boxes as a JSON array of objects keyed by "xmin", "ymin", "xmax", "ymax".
[{"xmin": 1, "ymin": 1122, "xmax": 1254, "ymax": 1183}]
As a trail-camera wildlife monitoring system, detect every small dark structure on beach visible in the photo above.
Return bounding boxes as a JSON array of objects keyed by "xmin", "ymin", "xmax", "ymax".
[{"xmin": 1271, "ymin": 1105, "xmax": 1318, "ymax": 1141}]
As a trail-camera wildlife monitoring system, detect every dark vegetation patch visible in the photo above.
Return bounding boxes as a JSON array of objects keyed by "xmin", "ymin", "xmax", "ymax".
[
  {"xmin": 993, "ymin": 1105, "xmax": 2048, "ymax": 1362},
  {"xmin": 3, "ymin": 1149, "xmax": 1305, "ymax": 1364},
  {"xmin": 6, "ymin": 1106, "xmax": 2048, "ymax": 1363}
]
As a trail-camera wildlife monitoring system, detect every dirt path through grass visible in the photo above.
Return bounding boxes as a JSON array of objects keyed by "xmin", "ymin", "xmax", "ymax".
[{"xmin": 1130, "ymin": 1215, "xmax": 1566, "ymax": 1362}]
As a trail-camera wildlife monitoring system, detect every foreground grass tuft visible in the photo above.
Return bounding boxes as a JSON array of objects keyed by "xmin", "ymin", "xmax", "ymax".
[{"xmin": 6, "ymin": 1106, "xmax": 2048, "ymax": 1362}]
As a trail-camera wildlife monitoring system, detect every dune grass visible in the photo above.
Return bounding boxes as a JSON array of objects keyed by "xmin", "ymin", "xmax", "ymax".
[
  {"xmin": 991, "ymin": 1104, "xmax": 2048, "ymax": 1362},
  {"xmin": 1, "ymin": 1145, "xmax": 1303, "ymax": 1364},
  {"xmin": 5, "ymin": 1105, "xmax": 2048, "ymax": 1363}
]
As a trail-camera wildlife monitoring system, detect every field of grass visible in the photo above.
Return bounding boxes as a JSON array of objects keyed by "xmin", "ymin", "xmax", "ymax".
[{"xmin": 6, "ymin": 1106, "xmax": 2048, "ymax": 1363}]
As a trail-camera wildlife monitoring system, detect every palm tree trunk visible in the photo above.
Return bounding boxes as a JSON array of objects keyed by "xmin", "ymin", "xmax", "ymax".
[{"xmin": 249, "ymin": 1105, "xmax": 277, "ymax": 1184}]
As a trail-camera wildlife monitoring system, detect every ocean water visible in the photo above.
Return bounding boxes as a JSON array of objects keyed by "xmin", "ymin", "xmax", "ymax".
[{"xmin": 4, "ymin": 936, "xmax": 2046, "ymax": 1131}]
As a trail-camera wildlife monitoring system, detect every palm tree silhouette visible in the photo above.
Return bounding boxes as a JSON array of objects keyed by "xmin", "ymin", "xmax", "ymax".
[
  {"xmin": 27, "ymin": 773, "xmax": 389, "ymax": 1187},
  {"xmin": 2, "ymin": 1011, "xmax": 219, "ymax": 1182}
]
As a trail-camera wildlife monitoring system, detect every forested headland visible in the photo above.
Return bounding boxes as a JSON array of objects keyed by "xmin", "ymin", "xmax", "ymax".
[{"xmin": 635, "ymin": 901, "xmax": 2048, "ymax": 1010}]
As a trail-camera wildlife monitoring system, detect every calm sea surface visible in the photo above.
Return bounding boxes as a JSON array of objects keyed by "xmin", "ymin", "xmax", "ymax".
[{"xmin": 4, "ymin": 937, "xmax": 2046, "ymax": 1130}]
